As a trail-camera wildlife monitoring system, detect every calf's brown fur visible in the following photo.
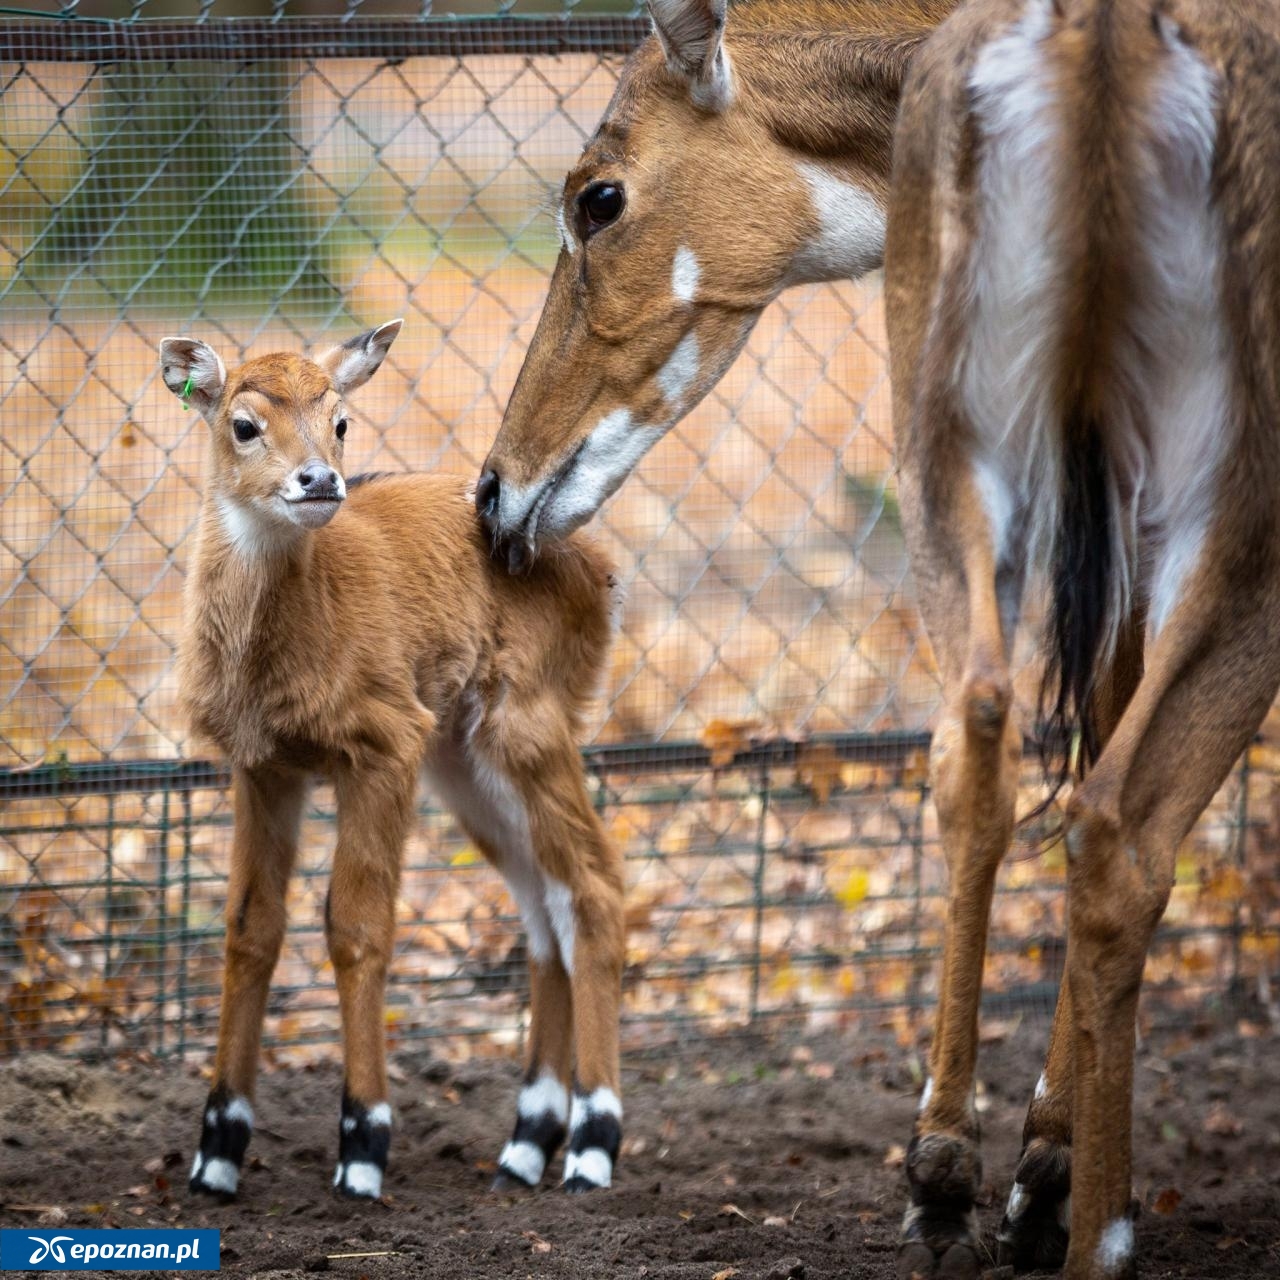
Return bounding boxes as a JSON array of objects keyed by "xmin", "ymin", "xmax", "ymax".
[{"xmin": 162, "ymin": 323, "xmax": 625, "ymax": 1201}]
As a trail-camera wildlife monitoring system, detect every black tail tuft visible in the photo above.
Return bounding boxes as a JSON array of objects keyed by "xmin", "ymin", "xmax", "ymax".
[{"xmin": 1037, "ymin": 407, "xmax": 1114, "ymax": 790}]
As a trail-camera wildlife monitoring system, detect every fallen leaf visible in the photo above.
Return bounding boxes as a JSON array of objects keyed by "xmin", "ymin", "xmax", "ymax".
[
  {"xmin": 711, "ymin": 1269, "xmax": 739, "ymax": 1280},
  {"xmin": 883, "ymin": 1144, "xmax": 906, "ymax": 1169},
  {"xmin": 1204, "ymin": 1104, "xmax": 1242, "ymax": 1137},
  {"xmin": 719, "ymin": 1203, "xmax": 757, "ymax": 1225},
  {"xmin": 521, "ymin": 1231, "xmax": 552, "ymax": 1255},
  {"xmin": 1152, "ymin": 1188, "xmax": 1182, "ymax": 1215},
  {"xmin": 37, "ymin": 1206, "xmax": 68, "ymax": 1227},
  {"xmin": 763, "ymin": 1215, "xmax": 789, "ymax": 1228}
]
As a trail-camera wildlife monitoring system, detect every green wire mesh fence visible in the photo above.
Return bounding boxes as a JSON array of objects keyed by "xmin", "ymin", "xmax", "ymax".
[{"xmin": 2, "ymin": 2, "xmax": 1279, "ymax": 1062}]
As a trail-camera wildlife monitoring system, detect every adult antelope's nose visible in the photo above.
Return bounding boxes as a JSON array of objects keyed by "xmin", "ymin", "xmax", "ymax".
[{"xmin": 476, "ymin": 467, "xmax": 501, "ymax": 532}]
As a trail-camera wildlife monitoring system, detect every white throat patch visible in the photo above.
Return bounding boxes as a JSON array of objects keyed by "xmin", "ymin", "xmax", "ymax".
[{"xmin": 787, "ymin": 162, "xmax": 886, "ymax": 285}]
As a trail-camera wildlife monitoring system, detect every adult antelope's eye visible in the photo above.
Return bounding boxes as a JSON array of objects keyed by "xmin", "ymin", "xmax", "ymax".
[
  {"xmin": 232, "ymin": 418, "xmax": 258, "ymax": 444},
  {"xmin": 335, "ymin": 419, "xmax": 348, "ymax": 441},
  {"xmin": 579, "ymin": 182, "xmax": 625, "ymax": 236}
]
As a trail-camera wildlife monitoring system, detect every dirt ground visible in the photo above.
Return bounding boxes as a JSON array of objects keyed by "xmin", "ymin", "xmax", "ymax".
[{"xmin": 2, "ymin": 1019, "xmax": 1278, "ymax": 1279}]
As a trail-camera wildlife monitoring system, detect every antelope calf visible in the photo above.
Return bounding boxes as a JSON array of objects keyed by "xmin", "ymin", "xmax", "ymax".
[
  {"xmin": 160, "ymin": 323, "xmax": 625, "ymax": 1201},
  {"xmin": 887, "ymin": 2, "xmax": 1280, "ymax": 1277}
]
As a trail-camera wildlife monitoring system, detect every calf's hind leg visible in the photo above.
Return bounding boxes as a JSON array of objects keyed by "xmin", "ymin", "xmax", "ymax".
[
  {"xmin": 521, "ymin": 764, "xmax": 625, "ymax": 1193},
  {"xmin": 427, "ymin": 746, "xmax": 574, "ymax": 1191},
  {"xmin": 192, "ymin": 765, "xmax": 306, "ymax": 1198}
]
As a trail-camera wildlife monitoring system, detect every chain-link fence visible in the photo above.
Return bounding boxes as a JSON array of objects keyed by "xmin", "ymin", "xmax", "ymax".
[{"xmin": 3, "ymin": 1, "xmax": 1278, "ymax": 1061}]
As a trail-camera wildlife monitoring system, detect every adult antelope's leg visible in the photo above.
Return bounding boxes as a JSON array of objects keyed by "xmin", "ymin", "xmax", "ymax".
[
  {"xmin": 192, "ymin": 764, "xmax": 306, "ymax": 1198},
  {"xmin": 1063, "ymin": 583, "xmax": 1280, "ymax": 1280},
  {"xmin": 896, "ymin": 462, "xmax": 1024, "ymax": 1280},
  {"xmin": 327, "ymin": 753, "xmax": 417, "ymax": 1199},
  {"xmin": 999, "ymin": 622, "xmax": 1144, "ymax": 1272}
]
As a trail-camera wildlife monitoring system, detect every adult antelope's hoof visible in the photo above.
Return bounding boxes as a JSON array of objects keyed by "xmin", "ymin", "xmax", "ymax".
[
  {"xmin": 898, "ymin": 1132, "xmax": 984, "ymax": 1279},
  {"xmin": 995, "ymin": 1137, "xmax": 1071, "ymax": 1272}
]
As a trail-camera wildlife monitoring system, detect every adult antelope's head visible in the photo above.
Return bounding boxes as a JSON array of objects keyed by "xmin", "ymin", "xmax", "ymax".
[{"xmin": 478, "ymin": 0, "xmax": 948, "ymax": 568}]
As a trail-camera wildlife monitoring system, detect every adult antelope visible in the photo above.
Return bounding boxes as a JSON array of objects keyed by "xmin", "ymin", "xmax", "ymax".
[
  {"xmin": 477, "ymin": 0, "xmax": 955, "ymax": 570},
  {"xmin": 887, "ymin": 2, "xmax": 1280, "ymax": 1277},
  {"xmin": 480, "ymin": 0, "xmax": 1280, "ymax": 1275},
  {"xmin": 161, "ymin": 325, "xmax": 625, "ymax": 1201}
]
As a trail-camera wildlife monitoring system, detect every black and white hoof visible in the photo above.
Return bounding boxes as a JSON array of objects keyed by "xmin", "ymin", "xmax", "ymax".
[
  {"xmin": 190, "ymin": 1086, "xmax": 253, "ymax": 1198},
  {"xmin": 896, "ymin": 1132, "xmax": 983, "ymax": 1280},
  {"xmin": 562, "ymin": 1086, "xmax": 621, "ymax": 1193},
  {"xmin": 996, "ymin": 1137, "xmax": 1072, "ymax": 1272},
  {"xmin": 494, "ymin": 1073, "xmax": 568, "ymax": 1190},
  {"xmin": 333, "ymin": 1094, "xmax": 391, "ymax": 1199}
]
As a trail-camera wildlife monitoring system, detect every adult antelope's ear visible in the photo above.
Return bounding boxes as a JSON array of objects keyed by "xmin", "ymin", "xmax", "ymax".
[
  {"xmin": 159, "ymin": 337, "xmax": 227, "ymax": 420},
  {"xmin": 318, "ymin": 318, "xmax": 403, "ymax": 394},
  {"xmin": 647, "ymin": 0, "xmax": 734, "ymax": 112}
]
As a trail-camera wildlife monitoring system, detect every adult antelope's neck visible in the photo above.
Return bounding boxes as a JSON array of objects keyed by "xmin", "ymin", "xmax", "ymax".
[{"xmin": 727, "ymin": 0, "xmax": 954, "ymax": 201}]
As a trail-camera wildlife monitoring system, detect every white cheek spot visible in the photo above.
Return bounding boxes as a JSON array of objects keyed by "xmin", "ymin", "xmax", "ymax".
[
  {"xmin": 519, "ymin": 1074, "xmax": 570, "ymax": 1124},
  {"xmin": 1095, "ymin": 1218, "xmax": 1134, "ymax": 1275},
  {"xmin": 787, "ymin": 161, "xmax": 886, "ymax": 285},
  {"xmin": 499, "ymin": 1140, "xmax": 547, "ymax": 1185},
  {"xmin": 656, "ymin": 331, "xmax": 700, "ymax": 407},
  {"xmin": 544, "ymin": 880, "xmax": 575, "ymax": 976},
  {"xmin": 556, "ymin": 205, "xmax": 575, "ymax": 257},
  {"xmin": 672, "ymin": 246, "xmax": 700, "ymax": 302}
]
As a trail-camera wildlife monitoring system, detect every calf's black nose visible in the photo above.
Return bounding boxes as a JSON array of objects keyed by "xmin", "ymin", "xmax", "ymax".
[{"xmin": 298, "ymin": 463, "xmax": 341, "ymax": 498}]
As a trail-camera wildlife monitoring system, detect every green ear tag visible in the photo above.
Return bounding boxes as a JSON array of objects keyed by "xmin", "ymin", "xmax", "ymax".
[{"xmin": 180, "ymin": 375, "xmax": 195, "ymax": 411}]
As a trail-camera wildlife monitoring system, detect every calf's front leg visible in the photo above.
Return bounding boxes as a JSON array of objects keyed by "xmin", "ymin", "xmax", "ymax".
[
  {"xmin": 192, "ymin": 765, "xmax": 306, "ymax": 1198},
  {"xmin": 327, "ymin": 753, "xmax": 418, "ymax": 1199}
]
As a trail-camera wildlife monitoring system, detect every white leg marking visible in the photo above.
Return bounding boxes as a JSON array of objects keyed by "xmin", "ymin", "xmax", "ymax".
[
  {"xmin": 963, "ymin": 0, "xmax": 1070, "ymax": 588},
  {"xmin": 425, "ymin": 748, "xmax": 555, "ymax": 965},
  {"xmin": 1140, "ymin": 32, "xmax": 1228, "ymax": 637},
  {"xmin": 519, "ymin": 1073, "xmax": 570, "ymax": 1124},
  {"xmin": 337, "ymin": 1161, "xmax": 384, "ymax": 1198},
  {"xmin": 1034, "ymin": 1071, "xmax": 1048, "ymax": 1101},
  {"xmin": 671, "ymin": 246, "xmax": 700, "ymax": 303},
  {"xmin": 194, "ymin": 1156, "xmax": 239, "ymax": 1194},
  {"xmin": 1005, "ymin": 1181, "xmax": 1029, "ymax": 1220},
  {"xmin": 570, "ymin": 1086, "xmax": 622, "ymax": 1128},
  {"xmin": 917, "ymin": 1076, "xmax": 934, "ymax": 1114},
  {"xmin": 499, "ymin": 1140, "xmax": 547, "ymax": 1185},
  {"xmin": 544, "ymin": 880, "xmax": 575, "ymax": 976},
  {"xmin": 223, "ymin": 1095, "xmax": 254, "ymax": 1127},
  {"xmin": 563, "ymin": 1147, "xmax": 613, "ymax": 1188},
  {"xmin": 1095, "ymin": 1218, "xmax": 1134, "ymax": 1275},
  {"xmin": 1057, "ymin": 1192, "xmax": 1072, "ymax": 1233},
  {"xmin": 366, "ymin": 1101, "xmax": 392, "ymax": 1128},
  {"xmin": 656, "ymin": 332, "xmax": 700, "ymax": 407},
  {"xmin": 785, "ymin": 162, "xmax": 886, "ymax": 286}
]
